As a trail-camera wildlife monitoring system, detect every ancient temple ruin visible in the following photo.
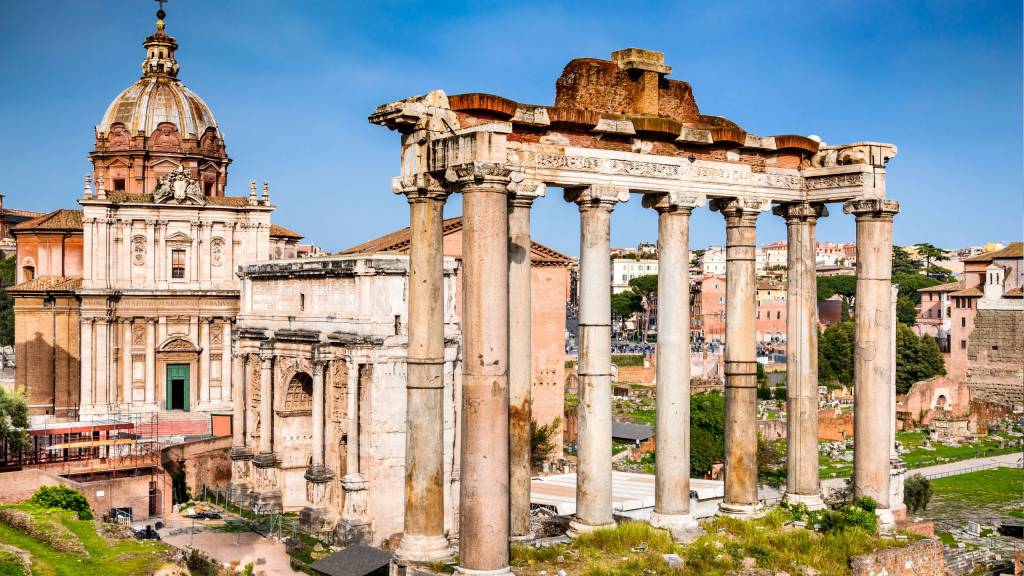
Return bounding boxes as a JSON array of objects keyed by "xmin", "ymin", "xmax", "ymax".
[{"xmin": 371, "ymin": 48, "xmax": 900, "ymax": 575}]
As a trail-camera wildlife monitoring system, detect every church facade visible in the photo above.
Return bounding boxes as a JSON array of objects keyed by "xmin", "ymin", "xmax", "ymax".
[{"xmin": 11, "ymin": 7, "xmax": 299, "ymax": 436}]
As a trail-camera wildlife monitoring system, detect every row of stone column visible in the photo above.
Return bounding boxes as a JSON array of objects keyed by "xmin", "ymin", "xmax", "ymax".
[{"xmin": 393, "ymin": 168, "xmax": 899, "ymax": 574}]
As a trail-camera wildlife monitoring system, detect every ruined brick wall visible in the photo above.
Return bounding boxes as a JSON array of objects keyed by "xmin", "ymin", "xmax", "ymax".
[
  {"xmin": 966, "ymin": 308, "xmax": 1023, "ymax": 407},
  {"xmin": 818, "ymin": 409, "xmax": 854, "ymax": 441},
  {"xmin": 850, "ymin": 539, "xmax": 951, "ymax": 576}
]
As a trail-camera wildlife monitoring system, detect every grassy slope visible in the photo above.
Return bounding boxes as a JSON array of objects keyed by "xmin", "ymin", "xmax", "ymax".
[
  {"xmin": 0, "ymin": 506, "xmax": 173, "ymax": 576},
  {"xmin": 511, "ymin": 510, "xmax": 908, "ymax": 576}
]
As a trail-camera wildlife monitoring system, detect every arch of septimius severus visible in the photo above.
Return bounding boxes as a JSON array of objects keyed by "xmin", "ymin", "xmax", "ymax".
[{"xmin": 370, "ymin": 49, "xmax": 900, "ymax": 575}]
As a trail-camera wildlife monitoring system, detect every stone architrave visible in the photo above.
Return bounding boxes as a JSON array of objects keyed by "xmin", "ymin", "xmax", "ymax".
[
  {"xmin": 774, "ymin": 202, "xmax": 828, "ymax": 510},
  {"xmin": 712, "ymin": 195, "xmax": 769, "ymax": 519},
  {"xmin": 565, "ymin": 184, "xmax": 630, "ymax": 537},
  {"xmin": 393, "ymin": 178, "xmax": 453, "ymax": 566},
  {"xmin": 844, "ymin": 197, "xmax": 900, "ymax": 531},
  {"xmin": 643, "ymin": 190, "xmax": 704, "ymax": 539},
  {"xmin": 508, "ymin": 178, "xmax": 545, "ymax": 543}
]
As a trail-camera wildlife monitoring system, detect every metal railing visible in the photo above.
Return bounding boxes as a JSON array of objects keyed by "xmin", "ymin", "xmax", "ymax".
[{"xmin": 921, "ymin": 459, "xmax": 1023, "ymax": 480}]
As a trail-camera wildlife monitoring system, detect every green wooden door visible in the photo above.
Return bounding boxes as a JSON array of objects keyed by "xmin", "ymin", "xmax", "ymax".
[{"xmin": 166, "ymin": 364, "xmax": 190, "ymax": 411}]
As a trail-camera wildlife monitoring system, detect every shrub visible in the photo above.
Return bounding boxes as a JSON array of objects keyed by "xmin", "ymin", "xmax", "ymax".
[
  {"xmin": 26, "ymin": 485, "xmax": 93, "ymax": 520},
  {"xmin": 904, "ymin": 473, "xmax": 932, "ymax": 513}
]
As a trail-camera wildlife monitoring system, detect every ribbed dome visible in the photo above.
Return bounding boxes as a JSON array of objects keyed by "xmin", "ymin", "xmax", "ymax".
[{"xmin": 97, "ymin": 76, "xmax": 218, "ymax": 140}]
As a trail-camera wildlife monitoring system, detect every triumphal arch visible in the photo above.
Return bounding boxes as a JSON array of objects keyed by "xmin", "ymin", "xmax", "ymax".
[{"xmin": 371, "ymin": 48, "xmax": 899, "ymax": 575}]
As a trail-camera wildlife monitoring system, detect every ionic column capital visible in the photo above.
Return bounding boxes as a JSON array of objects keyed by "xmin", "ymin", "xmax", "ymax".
[
  {"xmin": 772, "ymin": 202, "xmax": 829, "ymax": 223},
  {"xmin": 392, "ymin": 173, "xmax": 450, "ymax": 203},
  {"xmin": 444, "ymin": 161, "xmax": 513, "ymax": 187},
  {"xmin": 564, "ymin": 184, "xmax": 630, "ymax": 211},
  {"xmin": 843, "ymin": 197, "xmax": 900, "ymax": 219},
  {"xmin": 507, "ymin": 175, "xmax": 546, "ymax": 208},
  {"xmin": 710, "ymin": 195, "xmax": 770, "ymax": 225},
  {"xmin": 641, "ymin": 190, "xmax": 705, "ymax": 214}
]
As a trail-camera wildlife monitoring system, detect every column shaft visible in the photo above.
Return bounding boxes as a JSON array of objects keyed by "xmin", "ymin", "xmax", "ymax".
[
  {"xmin": 258, "ymin": 353, "xmax": 274, "ymax": 455},
  {"xmin": 346, "ymin": 358, "xmax": 360, "ymax": 477},
  {"xmin": 122, "ymin": 320, "xmax": 132, "ymax": 405},
  {"xmin": 650, "ymin": 202, "xmax": 696, "ymax": 528},
  {"xmin": 145, "ymin": 319, "xmax": 156, "ymax": 405},
  {"xmin": 311, "ymin": 359, "xmax": 325, "ymax": 468},
  {"xmin": 568, "ymin": 186, "xmax": 624, "ymax": 534},
  {"xmin": 508, "ymin": 196, "xmax": 535, "ymax": 540},
  {"xmin": 396, "ymin": 192, "xmax": 451, "ymax": 564},
  {"xmin": 232, "ymin": 352, "xmax": 246, "ymax": 448},
  {"xmin": 777, "ymin": 203, "xmax": 826, "ymax": 508},
  {"xmin": 846, "ymin": 198, "xmax": 899, "ymax": 518},
  {"xmin": 716, "ymin": 199, "xmax": 763, "ymax": 516},
  {"xmin": 459, "ymin": 181, "xmax": 510, "ymax": 573}
]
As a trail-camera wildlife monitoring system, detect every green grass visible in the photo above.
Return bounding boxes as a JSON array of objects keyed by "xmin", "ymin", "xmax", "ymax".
[
  {"xmin": 0, "ymin": 505, "xmax": 173, "ymax": 576},
  {"xmin": 817, "ymin": 432, "xmax": 1020, "ymax": 479},
  {"xmin": 611, "ymin": 355, "xmax": 645, "ymax": 367},
  {"xmin": 510, "ymin": 511, "xmax": 910, "ymax": 576},
  {"xmin": 930, "ymin": 467, "xmax": 1024, "ymax": 505}
]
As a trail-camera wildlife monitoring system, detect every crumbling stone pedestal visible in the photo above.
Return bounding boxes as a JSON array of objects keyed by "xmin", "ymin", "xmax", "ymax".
[
  {"xmin": 249, "ymin": 452, "xmax": 282, "ymax": 514},
  {"xmin": 301, "ymin": 465, "xmax": 336, "ymax": 537}
]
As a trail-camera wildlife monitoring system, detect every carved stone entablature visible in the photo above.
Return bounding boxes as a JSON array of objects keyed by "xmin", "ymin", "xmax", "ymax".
[
  {"xmin": 153, "ymin": 165, "xmax": 206, "ymax": 205},
  {"xmin": 842, "ymin": 197, "xmax": 900, "ymax": 218},
  {"xmin": 641, "ymin": 190, "xmax": 706, "ymax": 213},
  {"xmin": 158, "ymin": 336, "xmax": 199, "ymax": 353},
  {"xmin": 594, "ymin": 117, "xmax": 636, "ymax": 136},
  {"xmin": 811, "ymin": 142, "xmax": 897, "ymax": 168},
  {"xmin": 803, "ymin": 172, "xmax": 865, "ymax": 191},
  {"xmin": 676, "ymin": 128, "xmax": 713, "ymax": 144},
  {"xmin": 368, "ymin": 90, "xmax": 459, "ymax": 134},
  {"xmin": 444, "ymin": 162, "xmax": 513, "ymax": 186},
  {"xmin": 564, "ymin": 184, "xmax": 630, "ymax": 210},
  {"xmin": 511, "ymin": 105, "xmax": 550, "ymax": 127},
  {"xmin": 710, "ymin": 195, "xmax": 771, "ymax": 215},
  {"xmin": 772, "ymin": 202, "xmax": 829, "ymax": 222}
]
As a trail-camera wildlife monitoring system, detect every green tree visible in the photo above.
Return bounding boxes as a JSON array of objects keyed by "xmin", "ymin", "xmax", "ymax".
[
  {"xmin": 756, "ymin": 382, "xmax": 772, "ymax": 400},
  {"xmin": 610, "ymin": 291, "xmax": 642, "ymax": 333},
  {"xmin": 904, "ymin": 473, "xmax": 932, "ymax": 513},
  {"xmin": 530, "ymin": 417, "xmax": 561, "ymax": 468},
  {"xmin": 0, "ymin": 255, "xmax": 15, "ymax": 347},
  {"xmin": 773, "ymin": 383, "xmax": 787, "ymax": 401},
  {"xmin": 27, "ymin": 485, "xmax": 94, "ymax": 520},
  {"xmin": 893, "ymin": 273, "xmax": 941, "ymax": 305},
  {"xmin": 757, "ymin": 434, "xmax": 786, "ymax": 486},
  {"xmin": 690, "ymin": 391, "xmax": 725, "ymax": 476},
  {"xmin": 818, "ymin": 321, "xmax": 856, "ymax": 388},
  {"xmin": 892, "ymin": 245, "xmax": 923, "ymax": 276},
  {"xmin": 896, "ymin": 324, "xmax": 945, "ymax": 394},
  {"xmin": 690, "ymin": 249, "xmax": 705, "ymax": 269},
  {"xmin": 0, "ymin": 387, "xmax": 29, "ymax": 451},
  {"xmin": 914, "ymin": 243, "xmax": 948, "ymax": 279},
  {"xmin": 896, "ymin": 295, "xmax": 918, "ymax": 325},
  {"xmin": 816, "ymin": 275, "xmax": 857, "ymax": 312},
  {"xmin": 628, "ymin": 274, "xmax": 658, "ymax": 342}
]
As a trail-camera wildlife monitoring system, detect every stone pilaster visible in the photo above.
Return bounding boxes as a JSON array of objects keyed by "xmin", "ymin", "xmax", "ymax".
[
  {"xmin": 712, "ymin": 195, "xmax": 770, "ymax": 519},
  {"xmin": 774, "ymin": 202, "xmax": 828, "ymax": 510},
  {"xmin": 393, "ymin": 180, "xmax": 453, "ymax": 566},
  {"xmin": 229, "ymin": 348, "xmax": 252, "ymax": 504},
  {"xmin": 303, "ymin": 350, "xmax": 335, "ymax": 535},
  {"xmin": 449, "ymin": 162, "xmax": 513, "ymax": 575},
  {"xmin": 844, "ymin": 197, "xmax": 900, "ymax": 532},
  {"xmin": 508, "ymin": 180, "xmax": 545, "ymax": 542},
  {"xmin": 565, "ymin": 184, "xmax": 630, "ymax": 537},
  {"xmin": 643, "ymin": 191, "xmax": 703, "ymax": 539},
  {"xmin": 250, "ymin": 345, "xmax": 281, "ymax": 513}
]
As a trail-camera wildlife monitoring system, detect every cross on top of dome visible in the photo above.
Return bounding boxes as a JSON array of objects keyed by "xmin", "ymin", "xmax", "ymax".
[{"xmin": 143, "ymin": 0, "xmax": 179, "ymax": 78}]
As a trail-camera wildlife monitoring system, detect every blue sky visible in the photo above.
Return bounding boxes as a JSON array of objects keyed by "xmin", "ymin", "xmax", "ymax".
[{"xmin": 1, "ymin": 1, "xmax": 1020, "ymax": 256}]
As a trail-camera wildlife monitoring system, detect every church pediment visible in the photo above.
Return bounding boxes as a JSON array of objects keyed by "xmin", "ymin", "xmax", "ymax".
[
  {"xmin": 153, "ymin": 165, "xmax": 206, "ymax": 206},
  {"xmin": 157, "ymin": 336, "xmax": 199, "ymax": 353},
  {"xmin": 165, "ymin": 231, "xmax": 192, "ymax": 243}
]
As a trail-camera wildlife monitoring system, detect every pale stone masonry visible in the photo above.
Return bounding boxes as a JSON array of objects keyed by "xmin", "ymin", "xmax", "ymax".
[
  {"xmin": 371, "ymin": 48, "xmax": 902, "ymax": 573},
  {"xmin": 231, "ymin": 254, "xmax": 461, "ymax": 546}
]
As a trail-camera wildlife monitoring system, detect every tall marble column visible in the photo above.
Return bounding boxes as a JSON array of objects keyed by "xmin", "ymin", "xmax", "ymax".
[
  {"xmin": 303, "ymin": 349, "xmax": 334, "ymax": 534},
  {"xmin": 566, "ymin": 184, "xmax": 629, "ymax": 536},
  {"xmin": 643, "ymin": 191, "xmax": 702, "ymax": 537},
  {"xmin": 889, "ymin": 284, "xmax": 907, "ymax": 519},
  {"xmin": 844, "ymin": 197, "xmax": 900, "ymax": 530},
  {"xmin": 230, "ymin": 348, "xmax": 252, "ymax": 503},
  {"xmin": 394, "ymin": 184, "xmax": 452, "ymax": 565},
  {"xmin": 775, "ymin": 202, "xmax": 827, "ymax": 510},
  {"xmin": 454, "ymin": 163, "xmax": 512, "ymax": 575},
  {"xmin": 251, "ymin": 345, "xmax": 281, "ymax": 513},
  {"xmin": 712, "ymin": 196, "xmax": 768, "ymax": 518},
  {"xmin": 508, "ymin": 182, "xmax": 544, "ymax": 542}
]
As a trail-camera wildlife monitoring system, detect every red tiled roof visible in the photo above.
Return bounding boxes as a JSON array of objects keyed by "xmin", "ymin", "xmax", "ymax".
[
  {"xmin": 1, "ymin": 208, "xmax": 45, "ymax": 219},
  {"xmin": 12, "ymin": 209, "xmax": 83, "ymax": 231},
  {"xmin": 962, "ymin": 242, "xmax": 1024, "ymax": 262},
  {"xmin": 1005, "ymin": 287, "xmax": 1023, "ymax": 298},
  {"xmin": 918, "ymin": 281, "xmax": 961, "ymax": 293},
  {"xmin": 949, "ymin": 287, "xmax": 983, "ymax": 298},
  {"xmin": 270, "ymin": 223, "xmax": 303, "ymax": 240},
  {"xmin": 342, "ymin": 216, "xmax": 574, "ymax": 265},
  {"xmin": 7, "ymin": 276, "xmax": 82, "ymax": 292}
]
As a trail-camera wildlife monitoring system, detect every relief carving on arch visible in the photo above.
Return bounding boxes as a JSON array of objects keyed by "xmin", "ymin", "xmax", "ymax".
[
  {"xmin": 247, "ymin": 353, "xmax": 261, "ymax": 440},
  {"xmin": 329, "ymin": 359, "xmax": 349, "ymax": 425}
]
